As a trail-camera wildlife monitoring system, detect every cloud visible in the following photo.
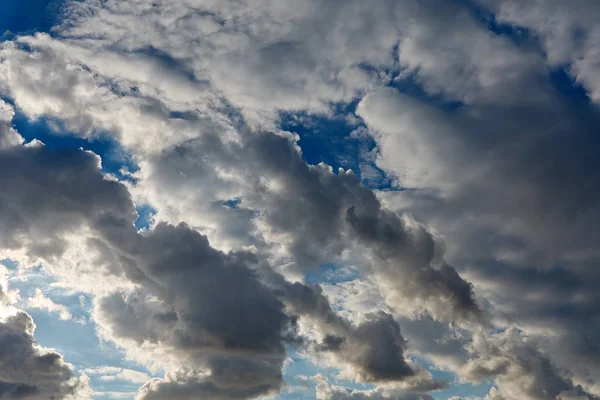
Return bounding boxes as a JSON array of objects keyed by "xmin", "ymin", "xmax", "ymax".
[
  {"xmin": 280, "ymin": 280, "xmax": 442, "ymax": 388},
  {"xmin": 0, "ymin": 266, "xmax": 20, "ymax": 310},
  {"xmin": 0, "ymin": 122, "xmax": 453, "ymax": 398},
  {"xmin": 0, "ymin": 311, "xmax": 86, "ymax": 399},
  {"xmin": 0, "ymin": 120, "xmax": 291, "ymax": 399},
  {"xmin": 0, "ymin": 100, "xmax": 23, "ymax": 149},
  {"xmin": 480, "ymin": 0, "xmax": 600, "ymax": 104},
  {"xmin": 0, "ymin": 140, "xmax": 135, "ymax": 264},
  {"xmin": 359, "ymin": 81, "xmax": 600, "ymax": 398},
  {"xmin": 27, "ymin": 288, "xmax": 73, "ymax": 321},
  {"xmin": 315, "ymin": 378, "xmax": 437, "ymax": 400},
  {"xmin": 84, "ymin": 366, "xmax": 151, "ymax": 384},
  {"xmin": 458, "ymin": 329, "xmax": 600, "ymax": 400},
  {"xmin": 0, "ymin": 0, "xmax": 598, "ymax": 399}
]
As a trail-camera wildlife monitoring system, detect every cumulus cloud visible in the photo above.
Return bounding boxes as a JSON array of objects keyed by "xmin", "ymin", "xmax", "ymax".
[
  {"xmin": 280, "ymin": 280, "xmax": 444, "ymax": 389},
  {"xmin": 92, "ymin": 222, "xmax": 295, "ymax": 400},
  {"xmin": 479, "ymin": 0, "xmax": 600, "ymax": 104},
  {"xmin": 0, "ymin": 311, "xmax": 86, "ymax": 399},
  {"xmin": 0, "ymin": 0, "xmax": 599, "ymax": 399},
  {"xmin": 0, "ymin": 141, "xmax": 135, "ymax": 264},
  {"xmin": 458, "ymin": 329, "xmax": 600, "ymax": 400},
  {"xmin": 0, "ymin": 100, "xmax": 23, "ymax": 149},
  {"xmin": 0, "ymin": 121, "xmax": 452, "ymax": 398},
  {"xmin": 359, "ymin": 76, "xmax": 600, "ymax": 397},
  {"xmin": 26, "ymin": 289, "xmax": 73, "ymax": 321}
]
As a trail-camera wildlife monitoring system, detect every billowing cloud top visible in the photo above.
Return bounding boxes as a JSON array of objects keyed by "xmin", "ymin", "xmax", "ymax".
[{"xmin": 0, "ymin": 1, "xmax": 599, "ymax": 400}]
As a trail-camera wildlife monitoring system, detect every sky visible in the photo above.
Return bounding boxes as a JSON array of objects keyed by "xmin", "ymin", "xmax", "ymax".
[{"xmin": 0, "ymin": 1, "xmax": 599, "ymax": 399}]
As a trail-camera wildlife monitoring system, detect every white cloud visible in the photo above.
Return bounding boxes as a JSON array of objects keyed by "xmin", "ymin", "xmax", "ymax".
[
  {"xmin": 84, "ymin": 366, "xmax": 152, "ymax": 384},
  {"xmin": 26, "ymin": 288, "xmax": 73, "ymax": 321}
]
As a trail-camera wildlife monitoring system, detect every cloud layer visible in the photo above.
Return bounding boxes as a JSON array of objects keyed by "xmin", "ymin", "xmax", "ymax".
[{"xmin": 0, "ymin": 0, "xmax": 599, "ymax": 399}]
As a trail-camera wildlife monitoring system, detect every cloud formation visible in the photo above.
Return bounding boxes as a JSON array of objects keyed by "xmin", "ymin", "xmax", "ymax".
[
  {"xmin": 0, "ymin": 0, "xmax": 599, "ymax": 399},
  {"xmin": 0, "ymin": 311, "xmax": 84, "ymax": 399}
]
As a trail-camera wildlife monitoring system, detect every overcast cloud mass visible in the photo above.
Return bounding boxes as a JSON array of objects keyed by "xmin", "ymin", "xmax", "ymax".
[{"xmin": 0, "ymin": 0, "xmax": 599, "ymax": 399}]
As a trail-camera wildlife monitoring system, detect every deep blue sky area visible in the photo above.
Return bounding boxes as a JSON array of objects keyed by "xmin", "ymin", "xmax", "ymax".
[
  {"xmin": 0, "ymin": 0, "xmax": 60, "ymax": 37},
  {"xmin": 12, "ymin": 110, "xmax": 138, "ymax": 180},
  {"xmin": 279, "ymin": 109, "xmax": 394, "ymax": 190},
  {"xmin": 280, "ymin": 111, "xmax": 367, "ymax": 171}
]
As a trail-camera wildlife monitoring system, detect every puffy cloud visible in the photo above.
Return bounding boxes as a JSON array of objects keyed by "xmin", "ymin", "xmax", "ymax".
[
  {"xmin": 128, "ymin": 125, "xmax": 481, "ymax": 323},
  {"xmin": 0, "ymin": 100, "xmax": 23, "ymax": 149},
  {"xmin": 91, "ymin": 217, "xmax": 447, "ymax": 397},
  {"xmin": 315, "ymin": 378, "xmax": 436, "ymax": 400},
  {"xmin": 479, "ymin": 0, "xmax": 600, "ymax": 104},
  {"xmin": 0, "ymin": 124, "xmax": 290, "ymax": 399},
  {"xmin": 281, "ymin": 280, "xmax": 442, "ymax": 388},
  {"xmin": 0, "ymin": 101, "xmax": 444, "ymax": 398},
  {"xmin": 0, "ymin": 266, "xmax": 20, "ymax": 310},
  {"xmin": 26, "ymin": 288, "xmax": 73, "ymax": 321},
  {"xmin": 457, "ymin": 329, "xmax": 599, "ymax": 400},
  {"xmin": 0, "ymin": 140, "xmax": 135, "ymax": 264},
  {"xmin": 0, "ymin": 311, "xmax": 86, "ymax": 399},
  {"xmin": 360, "ymin": 81, "xmax": 600, "ymax": 398},
  {"xmin": 93, "ymin": 223, "xmax": 293, "ymax": 398},
  {"xmin": 243, "ymin": 130, "xmax": 480, "ymax": 321},
  {"xmin": 0, "ymin": 0, "xmax": 598, "ymax": 399}
]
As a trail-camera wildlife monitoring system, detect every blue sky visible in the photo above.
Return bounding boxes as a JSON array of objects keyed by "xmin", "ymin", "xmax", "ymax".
[
  {"xmin": 0, "ymin": 0, "xmax": 59, "ymax": 36},
  {"xmin": 0, "ymin": 1, "xmax": 599, "ymax": 400}
]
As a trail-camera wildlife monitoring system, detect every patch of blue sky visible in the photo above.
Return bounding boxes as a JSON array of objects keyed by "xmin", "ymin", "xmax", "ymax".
[
  {"xmin": 0, "ymin": 258, "xmax": 18, "ymax": 271},
  {"xmin": 0, "ymin": 0, "xmax": 64, "ymax": 39},
  {"xmin": 304, "ymin": 263, "xmax": 361, "ymax": 286},
  {"xmin": 134, "ymin": 203, "xmax": 157, "ymax": 231},
  {"xmin": 9, "ymin": 273, "xmax": 88, "ymax": 321},
  {"xmin": 279, "ymin": 109, "xmax": 393, "ymax": 190},
  {"xmin": 12, "ymin": 108, "xmax": 138, "ymax": 182},
  {"xmin": 454, "ymin": 0, "xmax": 533, "ymax": 46},
  {"xmin": 549, "ymin": 67, "xmax": 590, "ymax": 103},
  {"xmin": 433, "ymin": 379, "xmax": 493, "ymax": 400},
  {"xmin": 279, "ymin": 108, "xmax": 366, "ymax": 171},
  {"xmin": 217, "ymin": 197, "xmax": 243, "ymax": 209},
  {"xmin": 388, "ymin": 72, "xmax": 464, "ymax": 112}
]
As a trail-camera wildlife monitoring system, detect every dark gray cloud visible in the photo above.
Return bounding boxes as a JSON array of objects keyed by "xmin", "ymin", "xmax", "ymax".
[
  {"xmin": 243, "ymin": 131, "xmax": 481, "ymax": 321},
  {"xmin": 97, "ymin": 222, "xmax": 291, "ymax": 350},
  {"xmin": 350, "ymin": 313, "xmax": 415, "ymax": 382},
  {"xmin": 94, "ymin": 222, "xmax": 292, "ymax": 400},
  {"xmin": 280, "ymin": 280, "xmax": 436, "ymax": 386},
  {"xmin": 136, "ymin": 354, "xmax": 285, "ymax": 400},
  {"xmin": 0, "ymin": 311, "xmax": 83, "ymax": 400},
  {"xmin": 96, "ymin": 219, "xmax": 444, "ymax": 396},
  {"xmin": 0, "ymin": 128, "xmax": 289, "ymax": 399},
  {"xmin": 0, "ymin": 142, "xmax": 135, "ymax": 261},
  {"xmin": 0, "ymin": 120, "xmax": 447, "ymax": 398},
  {"xmin": 134, "ymin": 127, "xmax": 481, "ymax": 323}
]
